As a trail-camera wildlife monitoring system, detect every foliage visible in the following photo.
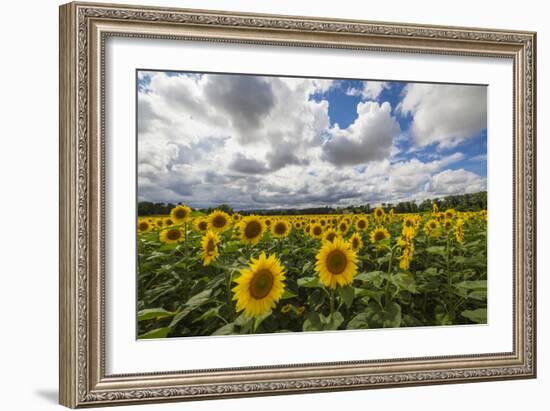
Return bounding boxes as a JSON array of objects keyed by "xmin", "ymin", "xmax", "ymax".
[{"xmin": 137, "ymin": 206, "xmax": 487, "ymax": 338}]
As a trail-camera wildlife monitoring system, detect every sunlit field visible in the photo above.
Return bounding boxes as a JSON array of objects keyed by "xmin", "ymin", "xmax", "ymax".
[{"xmin": 137, "ymin": 204, "xmax": 487, "ymax": 338}]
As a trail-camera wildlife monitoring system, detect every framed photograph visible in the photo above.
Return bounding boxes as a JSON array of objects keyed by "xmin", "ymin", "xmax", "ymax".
[{"xmin": 59, "ymin": 2, "xmax": 537, "ymax": 408}]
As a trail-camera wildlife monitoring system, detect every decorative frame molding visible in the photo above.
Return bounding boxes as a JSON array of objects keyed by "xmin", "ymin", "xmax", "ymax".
[{"xmin": 59, "ymin": 2, "xmax": 536, "ymax": 408}]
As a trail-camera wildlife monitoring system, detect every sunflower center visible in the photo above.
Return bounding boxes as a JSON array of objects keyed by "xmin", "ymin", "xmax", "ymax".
[
  {"xmin": 138, "ymin": 222, "xmax": 148, "ymax": 231},
  {"xmin": 206, "ymin": 239, "xmax": 215, "ymax": 254},
  {"xmin": 326, "ymin": 250, "xmax": 348, "ymax": 275},
  {"xmin": 244, "ymin": 221, "xmax": 262, "ymax": 238},
  {"xmin": 166, "ymin": 219, "xmax": 173, "ymax": 225},
  {"xmin": 249, "ymin": 269, "xmax": 274, "ymax": 299},
  {"xmin": 358, "ymin": 220, "xmax": 366, "ymax": 229},
  {"xmin": 376, "ymin": 210, "xmax": 382, "ymax": 217},
  {"xmin": 352, "ymin": 238, "xmax": 359, "ymax": 249},
  {"xmin": 430, "ymin": 222, "xmax": 437, "ymax": 229},
  {"xmin": 274, "ymin": 223, "xmax": 286, "ymax": 235},
  {"xmin": 374, "ymin": 231, "xmax": 386, "ymax": 241},
  {"xmin": 313, "ymin": 226, "xmax": 322, "ymax": 236},
  {"xmin": 174, "ymin": 209, "xmax": 186, "ymax": 219},
  {"xmin": 198, "ymin": 221, "xmax": 208, "ymax": 230},
  {"xmin": 167, "ymin": 229, "xmax": 181, "ymax": 241},
  {"xmin": 212, "ymin": 215, "xmax": 227, "ymax": 228},
  {"xmin": 339, "ymin": 223, "xmax": 347, "ymax": 232},
  {"xmin": 405, "ymin": 220, "xmax": 413, "ymax": 227},
  {"xmin": 326, "ymin": 232, "xmax": 336, "ymax": 242}
]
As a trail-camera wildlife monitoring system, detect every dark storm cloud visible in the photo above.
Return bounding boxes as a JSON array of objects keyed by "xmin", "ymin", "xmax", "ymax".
[
  {"xmin": 204, "ymin": 75, "xmax": 275, "ymax": 142},
  {"xmin": 228, "ymin": 153, "xmax": 269, "ymax": 174}
]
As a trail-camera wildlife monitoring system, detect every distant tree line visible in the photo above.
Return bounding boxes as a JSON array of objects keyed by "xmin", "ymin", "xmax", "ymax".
[{"xmin": 137, "ymin": 191, "xmax": 487, "ymax": 216}]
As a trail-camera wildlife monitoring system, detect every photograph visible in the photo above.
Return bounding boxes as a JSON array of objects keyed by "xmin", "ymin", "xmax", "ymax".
[{"xmin": 136, "ymin": 71, "xmax": 488, "ymax": 338}]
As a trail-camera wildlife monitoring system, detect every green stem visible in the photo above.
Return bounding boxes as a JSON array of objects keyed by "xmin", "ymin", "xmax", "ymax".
[
  {"xmin": 384, "ymin": 246, "xmax": 396, "ymax": 310},
  {"xmin": 329, "ymin": 289, "xmax": 335, "ymax": 317},
  {"xmin": 445, "ymin": 231, "xmax": 453, "ymax": 317}
]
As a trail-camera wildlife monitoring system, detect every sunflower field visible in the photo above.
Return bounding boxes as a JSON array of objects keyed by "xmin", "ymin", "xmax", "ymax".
[{"xmin": 137, "ymin": 205, "xmax": 487, "ymax": 339}]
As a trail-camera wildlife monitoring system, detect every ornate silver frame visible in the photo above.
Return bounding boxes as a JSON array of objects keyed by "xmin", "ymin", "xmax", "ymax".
[{"xmin": 59, "ymin": 2, "xmax": 537, "ymax": 408}]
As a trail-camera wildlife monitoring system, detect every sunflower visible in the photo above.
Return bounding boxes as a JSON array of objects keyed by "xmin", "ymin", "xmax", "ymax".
[
  {"xmin": 424, "ymin": 219, "xmax": 440, "ymax": 237},
  {"xmin": 155, "ymin": 218, "xmax": 164, "ymax": 229},
  {"xmin": 432, "ymin": 202, "xmax": 439, "ymax": 214},
  {"xmin": 232, "ymin": 252, "xmax": 286, "ymax": 318},
  {"xmin": 455, "ymin": 218, "xmax": 464, "ymax": 243},
  {"xmin": 271, "ymin": 219, "xmax": 291, "ymax": 238},
  {"xmin": 370, "ymin": 226, "xmax": 390, "ymax": 244},
  {"xmin": 159, "ymin": 227, "xmax": 184, "ymax": 244},
  {"xmin": 170, "ymin": 205, "xmax": 192, "ymax": 223},
  {"xmin": 349, "ymin": 232, "xmax": 363, "ymax": 252},
  {"xmin": 231, "ymin": 213, "xmax": 242, "ymax": 223},
  {"xmin": 443, "ymin": 219, "xmax": 453, "ymax": 231},
  {"xmin": 373, "ymin": 207, "xmax": 385, "ymax": 221},
  {"xmin": 264, "ymin": 218, "xmax": 272, "ymax": 227},
  {"xmin": 319, "ymin": 218, "xmax": 327, "ymax": 227},
  {"xmin": 163, "ymin": 218, "xmax": 174, "ymax": 227},
  {"xmin": 208, "ymin": 210, "xmax": 231, "ymax": 232},
  {"xmin": 137, "ymin": 219, "xmax": 151, "ymax": 233},
  {"xmin": 337, "ymin": 221, "xmax": 349, "ymax": 235},
  {"xmin": 201, "ymin": 230, "xmax": 220, "ymax": 266},
  {"xmin": 323, "ymin": 229, "xmax": 339, "ymax": 243},
  {"xmin": 355, "ymin": 216, "xmax": 368, "ymax": 231},
  {"xmin": 194, "ymin": 217, "xmax": 208, "ymax": 232},
  {"xmin": 238, "ymin": 216, "xmax": 266, "ymax": 245},
  {"xmin": 310, "ymin": 223, "xmax": 323, "ymax": 239},
  {"xmin": 444, "ymin": 208, "xmax": 456, "ymax": 219},
  {"xmin": 402, "ymin": 216, "xmax": 417, "ymax": 239},
  {"xmin": 397, "ymin": 237, "xmax": 414, "ymax": 271},
  {"xmin": 315, "ymin": 237, "xmax": 358, "ymax": 289}
]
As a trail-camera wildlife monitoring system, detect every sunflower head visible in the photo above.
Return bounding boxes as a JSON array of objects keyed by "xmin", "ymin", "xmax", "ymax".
[
  {"xmin": 264, "ymin": 218, "xmax": 272, "ymax": 227},
  {"xmin": 374, "ymin": 207, "xmax": 385, "ymax": 220},
  {"xmin": 208, "ymin": 210, "xmax": 231, "ymax": 232},
  {"xmin": 455, "ymin": 218, "xmax": 465, "ymax": 243},
  {"xmin": 349, "ymin": 232, "xmax": 363, "ymax": 252},
  {"xmin": 194, "ymin": 217, "xmax": 209, "ymax": 232},
  {"xmin": 232, "ymin": 252, "xmax": 286, "ymax": 318},
  {"xmin": 164, "ymin": 218, "xmax": 174, "ymax": 227},
  {"xmin": 338, "ymin": 221, "xmax": 349, "ymax": 234},
  {"xmin": 370, "ymin": 226, "xmax": 390, "ymax": 244},
  {"xmin": 310, "ymin": 223, "xmax": 323, "ymax": 239},
  {"xmin": 424, "ymin": 219, "xmax": 440, "ymax": 237},
  {"xmin": 159, "ymin": 227, "xmax": 184, "ymax": 244},
  {"xmin": 232, "ymin": 213, "xmax": 242, "ymax": 223},
  {"xmin": 201, "ymin": 230, "xmax": 221, "ymax": 266},
  {"xmin": 323, "ymin": 229, "xmax": 339, "ymax": 244},
  {"xmin": 271, "ymin": 219, "xmax": 291, "ymax": 238},
  {"xmin": 315, "ymin": 237, "xmax": 358, "ymax": 289},
  {"xmin": 238, "ymin": 216, "xmax": 266, "ymax": 245},
  {"xmin": 137, "ymin": 219, "xmax": 151, "ymax": 233},
  {"xmin": 444, "ymin": 209, "xmax": 456, "ymax": 219},
  {"xmin": 170, "ymin": 205, "xmax": 192, "ymax": 223},
  {"xmin": 356, "ymin": 217, "xmax": 368, "ymax": 231}
]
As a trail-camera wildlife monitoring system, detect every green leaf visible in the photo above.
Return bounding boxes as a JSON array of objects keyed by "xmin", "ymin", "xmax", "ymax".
[
  {"xmin": 192, "ymin": 307, "xmax": 220, "ymax": 324},
  {"xmin": 434, "ymin": 305, "xmax": 453, "ymax": 325},
  {"xmin": 365, "ymin": 301, "xmax": 401, "ymax": 328},
  {"xmin": 468, "ymin": 290, "xmax": 487, "ymax": 301},
  {"xmin": 391, "ymin": 272, "xmax": 417, "ymax": 294},
  {"xmin": 137, "ymin": 308, "xmax": 174, "ymax": 321},
  {"xmin": 461, "ymin": 308, "xmax": 487, "ymax": 324},
  {"xmin": 138, "ymin": 327, "xmax": 171, "ymax": 339},
  {"xmin": 281, "ymin": 289, "xmax": 297, "ymax": 300},
  {"xmin": 186, "ymin": 289, "xmax": 213, "ymax": 307},
  {"xmin": 298, "ymin": 276, "xmax": 322, "ymax": 288},
  {"xmin": 337, "ymin": 286, "xmax": 355, "ymax": 309},
  {"xmin": 455, "ymin": 280, "xmax": 487, "ymax": 291},
  {"xmin": 424, "ymin": 267, "xmax": 439, "ymax": 276},
  {"xmin": 322, "ymin": 312, "xmax": 344, "ymax": 330},
  {"xmin": 426, "ymin": 246, "xmax": 446, "ymax": 255},
  {"xmin": 212, "ymin": 323, "xmax": 235, "ymax": 335},
  {"xmin": 355, "ymin": 271, "xmax": 384, "ymax": 287},
  {"xmin": 253, "ymin": 311, "xmax": 272, "ymax": 332},
  {"xmin": 302, "ymin": 312, "xmax": 322, "ymax": 332},
  {"xmin": 346, "ymin": 313, "xmax": 369, "ymax": 330}
]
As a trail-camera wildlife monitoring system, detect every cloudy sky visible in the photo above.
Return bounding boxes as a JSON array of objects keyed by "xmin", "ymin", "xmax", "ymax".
[{"xmin": 137, "ymin": 70, "xmax": 487, "ymax": 210}]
